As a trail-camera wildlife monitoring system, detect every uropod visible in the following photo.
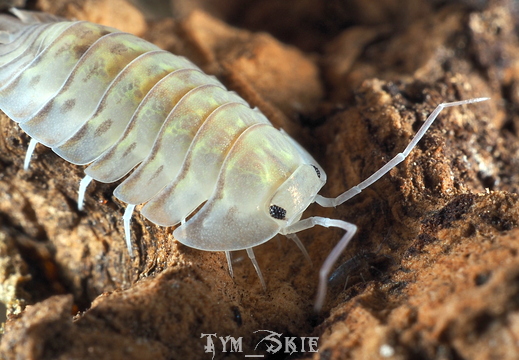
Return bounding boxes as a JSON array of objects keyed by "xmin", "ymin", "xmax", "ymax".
[{"xmin": 0, "ymin": 9, "xmax": 489, "ymax": 311}]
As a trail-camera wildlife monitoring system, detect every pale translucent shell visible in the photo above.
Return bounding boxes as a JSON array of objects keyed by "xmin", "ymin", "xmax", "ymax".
[
  {"xmin": 141, "ymin": 104, "xmax": 271, "ymax": 227},
  {"xmin": 85, "ymin": 68, "xmax": 222, "ymax": 183},
  {"xmin": 174, "ymin": 124, "xmax": 310, "ymax": 251},
  {"xmin": 0, "ymin": 17, "xmax": 326, "ymax": 252}
]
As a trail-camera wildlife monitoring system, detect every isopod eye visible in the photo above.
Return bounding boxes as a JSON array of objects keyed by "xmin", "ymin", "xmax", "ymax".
[
  {"xmin": 311, "ymin": 165, "xmax": 321, "ymax": 178},
  {"xmin": 269, "ymin": 204, "xmax": 287, "ymax": 220}
]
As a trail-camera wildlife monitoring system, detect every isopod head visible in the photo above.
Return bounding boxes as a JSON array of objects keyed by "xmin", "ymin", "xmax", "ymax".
[
  {"xmin": 268, "ymin": 164, "xmax": 326, "ymax": 224},
  {"xmin": 173, "ymin": 125, "xmax": 326, "ymax": 251}
]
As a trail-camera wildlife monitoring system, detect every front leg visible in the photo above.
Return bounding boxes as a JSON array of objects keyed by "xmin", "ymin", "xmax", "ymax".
[{"xmin": 282, "ymin": 217, "xmax": 358, "ymax": 311}]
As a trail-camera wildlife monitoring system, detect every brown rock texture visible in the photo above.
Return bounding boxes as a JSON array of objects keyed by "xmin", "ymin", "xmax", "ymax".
[{"xmin": 1, "ymin": 0, "xmax": 519, "ymax": 359}]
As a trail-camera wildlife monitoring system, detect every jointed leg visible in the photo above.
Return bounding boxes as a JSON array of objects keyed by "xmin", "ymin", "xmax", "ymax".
[
  {"xmin": 24, "ymin": 138, "xmax": 38, "ymax": 170},
  {"xmin": 77, "ymin": 175, "xmax": 92, "ymax": 211},
  {"xmin": 246, "ymin": 247, "xmax": 266, "ymax": 290},
  {"xmin": 225, "ymin": 251, "xmax": 234, "ymax": 279},
  {"xmin": 78, "ymin": 175, "xmax": 136, "ymax": 257},
  {"xmin": 285, "ymin": 233, "xmax": 312, "ymax": 264},
  {"xmin": 123, "ymin": 204, "xmax": 136, "ymax": 256},
  {"xmin": 282, "ymin": 217, "xmax": 358, "ymax": 311}
]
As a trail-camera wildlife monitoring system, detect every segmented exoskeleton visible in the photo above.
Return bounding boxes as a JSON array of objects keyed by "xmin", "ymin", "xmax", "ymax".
[{"xmin": 0, "ymin": 9, "xmax": 488, "ymax": 311}]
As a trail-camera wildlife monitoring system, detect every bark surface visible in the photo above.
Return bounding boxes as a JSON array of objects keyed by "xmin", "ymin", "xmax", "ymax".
[{"xmin": 1, "ymin": 0, "xmax": 519, "ymax": 359}]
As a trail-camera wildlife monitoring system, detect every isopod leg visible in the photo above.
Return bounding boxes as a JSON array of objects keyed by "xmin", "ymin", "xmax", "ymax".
[
  {"xmin": 23, "ymin": 138, "xmax": 38, "ymax": 170},
  {"xmin": 285, "ymin": 233, "xmax": 312, "ymax": 265},
  {"xmin": 246, "ymin": 247, "xmax": 266, "ymax": 290},
  {"xmin": 123, "ymin": 204, "xmax": 136, "ymax": 256},
  {"xmin": 225, "ymin": 251, "xmax": 234, "ymax": 279},
  {"xmin": 77, "ymin": 175, "xmax": 92, "ymax": 211},
  {"xmin": 282, "ymin": 217, "xmax": 357, "ymax": 312},
  {"xmin": 315, "ymin": 97, "xmax": 490, "ymax": 208}
]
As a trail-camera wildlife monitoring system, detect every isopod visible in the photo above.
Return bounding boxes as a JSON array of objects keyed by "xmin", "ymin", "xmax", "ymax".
[{"xmin": 0, "ymin": 8, "xmax": 489, "ymax": 311}]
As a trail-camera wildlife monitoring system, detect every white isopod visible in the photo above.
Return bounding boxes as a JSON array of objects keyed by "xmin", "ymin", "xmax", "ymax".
[{"xmin": 0, "ymin": 8, "xmax": 488, "ymax": 311}]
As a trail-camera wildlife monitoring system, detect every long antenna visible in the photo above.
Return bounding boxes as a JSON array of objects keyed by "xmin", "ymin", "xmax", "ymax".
[{"xmin": 315, "ymin": 97, "xmax": 490, "ymax": 208}]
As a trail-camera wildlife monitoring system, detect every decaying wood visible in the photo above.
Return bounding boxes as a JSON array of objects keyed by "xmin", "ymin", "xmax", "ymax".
[{"xmin": 1, "ymin": 0, "xmax": 519, "ymax": 359}]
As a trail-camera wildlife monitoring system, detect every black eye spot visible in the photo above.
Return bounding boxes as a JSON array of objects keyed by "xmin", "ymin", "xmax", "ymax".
[
  {"xmin": 269, "ymin": 205, "xmax": 286, "ymax": 220},
  {"xmin": 311, "ymin": 165, "xmax": 321, "ymax": 178}
]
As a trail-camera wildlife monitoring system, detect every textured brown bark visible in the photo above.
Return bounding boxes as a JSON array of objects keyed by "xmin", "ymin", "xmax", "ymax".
[{"xmin": 1, "ymin": 0, "xmax": 519, "ymax": 359}]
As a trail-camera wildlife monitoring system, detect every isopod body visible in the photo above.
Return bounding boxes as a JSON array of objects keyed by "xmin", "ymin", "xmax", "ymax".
[{"xmin": 0, "ymin": 9, "xmax": 488, "ymax": 311}]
